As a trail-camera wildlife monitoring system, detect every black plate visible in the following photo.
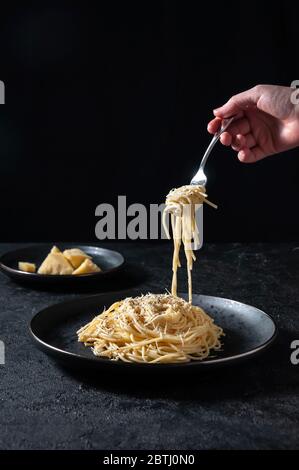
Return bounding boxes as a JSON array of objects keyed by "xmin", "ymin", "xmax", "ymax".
[
  {"xmin": 30, "ymin": 290, "xmax": 277, "ymax": 372},
  {"xmin": 0, "ymin": 244, "xmax": 124, "ymax": 286}
]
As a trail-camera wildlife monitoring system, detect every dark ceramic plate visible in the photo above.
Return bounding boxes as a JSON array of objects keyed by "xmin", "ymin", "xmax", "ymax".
[
  {"xmin": 30, "ymin": 290, "xmax": 277, "ymax": 372},
  {"xmin": 0, "ymin": 244, "xmax": 124, "ymax": 286}
]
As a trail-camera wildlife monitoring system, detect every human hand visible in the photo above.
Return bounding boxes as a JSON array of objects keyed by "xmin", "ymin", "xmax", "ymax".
[{"xmin": 208, "ymin": 85, "xmax": 299, "ymax": 163}]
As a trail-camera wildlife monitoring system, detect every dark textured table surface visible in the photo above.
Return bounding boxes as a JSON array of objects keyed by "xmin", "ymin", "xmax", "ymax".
[{"xmin": 1, "ymin": 242, "xmax": 299, "ymax": 450}]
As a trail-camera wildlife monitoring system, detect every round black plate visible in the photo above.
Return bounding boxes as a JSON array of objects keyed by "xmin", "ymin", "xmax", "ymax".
[
  {"xmin": 0, "ymin": 244, "xmax": 124, "ymax": 286},
  {"xmin": 30, "ymin": 290, "xmax": 277, "ymax": 372}
]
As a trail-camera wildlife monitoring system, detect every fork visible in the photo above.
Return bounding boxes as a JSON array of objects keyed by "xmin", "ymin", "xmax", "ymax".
[{"xmin": 190, "ymin": 116, "xmax": 235, "ymax": 186}]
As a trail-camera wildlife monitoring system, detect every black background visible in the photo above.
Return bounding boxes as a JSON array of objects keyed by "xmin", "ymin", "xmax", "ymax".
[{"xmin": 0, "ymin": 1, "xmax": 298, "ymax": 242}]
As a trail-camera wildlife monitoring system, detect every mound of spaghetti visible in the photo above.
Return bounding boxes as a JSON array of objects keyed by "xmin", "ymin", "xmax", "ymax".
[
  {"xmin": 77, "ymin": 293, "xmax": 223, "ymax": 363},
  {"xmin": 163, "ymin": 185, "xmax": 217, "ymax": 303}
]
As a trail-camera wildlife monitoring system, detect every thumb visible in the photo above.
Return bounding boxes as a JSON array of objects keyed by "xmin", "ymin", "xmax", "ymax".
[{"xmin": 213, "ymin": 86, "xmax": 262, "ymax": 118}]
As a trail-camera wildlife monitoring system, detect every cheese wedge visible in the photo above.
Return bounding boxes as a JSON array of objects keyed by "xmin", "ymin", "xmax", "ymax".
[
  {"xmin": 72, "ymin": 258, "xmax": 101, "ymax": 275},
  {"xmin": 63, "ymin": 248, "xmax": 91, "ymax": 269},
  {"xmin": 18, "ymin": 262, "xmax": 36, "ymax": 273},
  {"xmin": 51, "ymin": 246, "xmax": 61, "ymax": 254},
  {"xmin": 38, "ymin": 252, "xmax": 74, "ymax": 275}
]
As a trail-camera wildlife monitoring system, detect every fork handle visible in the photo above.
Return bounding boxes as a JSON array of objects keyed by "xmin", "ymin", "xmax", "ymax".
[{"xmin": 200, "ymin": 116, "xmax": 235, "ymax": 172}]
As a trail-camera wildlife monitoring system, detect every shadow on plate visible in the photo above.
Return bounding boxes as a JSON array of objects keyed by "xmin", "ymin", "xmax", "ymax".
[
  {"xmin": 13, "ymin": 262, "xmax": 148, "ymax": 294},
  {"xmin": 54, "ymin": 328, "xmax": 298, "ymax": 402}
]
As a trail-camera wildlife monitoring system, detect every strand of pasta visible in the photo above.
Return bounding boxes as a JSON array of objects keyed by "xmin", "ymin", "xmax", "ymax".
[{"xmin": 162, "ymin": 185, "xmax": 217, "ymax": 303}]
